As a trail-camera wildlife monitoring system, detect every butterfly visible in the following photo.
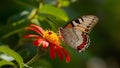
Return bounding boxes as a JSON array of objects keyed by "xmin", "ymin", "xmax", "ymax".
[{"xmin": 59, "ymin": 15, "xmax": 99, "ymax": 52}]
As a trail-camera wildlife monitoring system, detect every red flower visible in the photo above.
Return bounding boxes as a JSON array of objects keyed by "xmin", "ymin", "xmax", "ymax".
[{"xmin": 24, "ymin": 24, "xmax": 70, "ymax": 63}]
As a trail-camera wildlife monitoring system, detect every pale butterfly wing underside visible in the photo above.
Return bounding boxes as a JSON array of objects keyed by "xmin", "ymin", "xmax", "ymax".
[
  {"xmin": 59, "ymin": 15, "xmax": 99, "ymax": 52},
  {"xmin": 59, "ymin": 27, "xmax": 90, "ymax": 52}
]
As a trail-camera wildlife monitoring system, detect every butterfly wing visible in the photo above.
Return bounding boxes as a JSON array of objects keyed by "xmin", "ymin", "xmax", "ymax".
[
  {"xmin": 59, "ymin": 15, "xmax": 98, "ymax": 52},
  {"xmin": 59, "ymin": 27, "xmax": 90, "ymax": 52},
  {"xmin": 74, "ymin": 27, "xmax": 90, "ymax": 52},
  {"xmin": 59, "ymin": 27, "xmax": 79, "ymax": 49},
  {"xmin": 64, "ymin": 15, "xmax": 99, "ymax": 33}
]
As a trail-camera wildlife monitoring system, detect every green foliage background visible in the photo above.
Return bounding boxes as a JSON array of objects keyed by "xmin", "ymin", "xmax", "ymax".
[{"xmin": 0, "ymin": 0, "xmax": 120, "ymax": 68}]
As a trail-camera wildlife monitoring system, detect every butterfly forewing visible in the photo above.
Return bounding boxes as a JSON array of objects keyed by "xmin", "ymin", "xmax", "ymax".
[
  {"xmin": 64, "ymin": 15, "xmax": 99, "ymax": 33},
  {"xmin": 81, "ymin": 15, "xmax": 98, "ymax": 33}
]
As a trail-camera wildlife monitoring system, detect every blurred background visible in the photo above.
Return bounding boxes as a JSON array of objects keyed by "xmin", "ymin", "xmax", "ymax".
[{"xmin": 0, "ymin": 0, "xmax": 120, "ymax": 68}]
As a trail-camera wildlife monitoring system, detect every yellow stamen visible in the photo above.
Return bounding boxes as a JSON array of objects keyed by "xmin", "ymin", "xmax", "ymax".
[{"xmin": 43, "ymin": 30, "xmax": 60, "ymax": 45}]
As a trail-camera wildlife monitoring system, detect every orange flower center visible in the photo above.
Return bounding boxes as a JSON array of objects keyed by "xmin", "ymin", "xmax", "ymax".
[{"xmin": 43, "ymin": 30, "xmax": 60, "ymax": 45}]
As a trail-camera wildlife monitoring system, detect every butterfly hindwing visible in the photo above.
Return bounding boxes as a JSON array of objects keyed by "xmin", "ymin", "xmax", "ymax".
[
  {"xmin": 59, "ymin": 27, "xmax": 80, "ymax": 49},
  {"xmin": 59, "ymin": 27, "xmax": 90, "ymax": 52}
]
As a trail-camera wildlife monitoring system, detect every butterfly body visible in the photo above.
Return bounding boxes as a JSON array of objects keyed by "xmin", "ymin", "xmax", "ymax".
[{"xmin": 59, "ymin": 15, "xmax": 99, "ymax": 52}]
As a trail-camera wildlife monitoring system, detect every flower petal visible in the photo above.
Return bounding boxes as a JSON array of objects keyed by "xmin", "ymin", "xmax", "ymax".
[
  {"xmin": 26, "ymin": 27, "xmax": 43, "ymax": 36},
  {"xmin": 24, "ymin": 34, "xmax": 40, "ymax": 38},
  {"xmin": 41, "ymin": 41, "xmax": 49, "ymax": 48},
  {"xmin": 62, "ymin": 48, "xmax": 71, "ymax": 63},
  {"xmin": 55, "ymin": 46, "xmax": 64, "ymax": 60},
  {"xmin": 33, "ymin": 39, "xmax": 42, "ymax": 46},
  {"xmin": 49, "ymin": 45, "xmax": 56, "ymax": 59},
  {"xmin": 30, "ymin": 24, "xmax": 44, "ymax": 33},
  {"xmin": 33, "ymin": 38, "xmax": 49, "ymax": 48},
  {"xmin": 26, "ymin": 24, "xmax": 44, "ymax": 35}
]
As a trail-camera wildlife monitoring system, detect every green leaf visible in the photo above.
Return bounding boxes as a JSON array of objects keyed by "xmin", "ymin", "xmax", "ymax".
[
  {"xmin": 0, "ymin": 60, "xmax": 16, "ymax": 67},
  {"xmin": 0, "ymin": 46, "xmax": 24, "ymax": 68},
  {"xmin": 39, "ymin": 5, "xmax": 69, "ymax": 22}
]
